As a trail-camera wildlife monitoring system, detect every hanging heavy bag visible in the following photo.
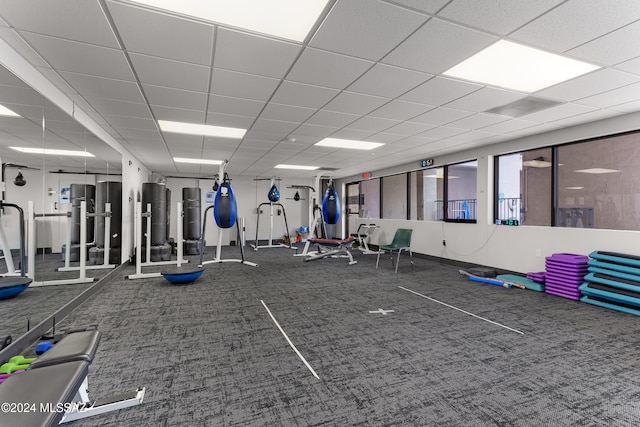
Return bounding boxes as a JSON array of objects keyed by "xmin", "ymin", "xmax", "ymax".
[
  {"xmin": 214, "ymin": 174, "xmax": 237, "ymax": 229},
  {"xmin": 267, "ymin": 184, "xmax": 280, "ymax": 202},
  {"xmin": 322, "ymin": 182, "xmax": 340, "ymax": 225}
]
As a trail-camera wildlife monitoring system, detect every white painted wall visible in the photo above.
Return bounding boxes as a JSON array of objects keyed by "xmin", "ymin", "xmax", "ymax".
[
  {"xmin": 121, "ymin": 153, "xmax": 150, "ymax": 263},
  {"xmin": 344, "ymin": 110, "xmax": 640, "ymax": 274}
]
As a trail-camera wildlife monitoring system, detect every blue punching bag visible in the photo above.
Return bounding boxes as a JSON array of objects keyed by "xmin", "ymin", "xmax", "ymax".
[
  {"xmin": 267, "ymin": 184, "xmax": 280, "ymax": 202},
  {"xmin": 322, "ymin": 182, "xmax": 340, "ymax": 225},
  {"xmin": 214, "ymin": 174, "xmax": 237, "ymax": 228}
]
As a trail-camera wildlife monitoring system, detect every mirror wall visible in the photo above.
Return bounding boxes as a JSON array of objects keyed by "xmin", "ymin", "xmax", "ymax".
[{"xmin": 0, "ymin": 64, "xmax": 122, "ymax": 346}]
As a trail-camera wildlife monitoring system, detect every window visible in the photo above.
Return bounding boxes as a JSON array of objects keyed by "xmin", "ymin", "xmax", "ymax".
[
  {"xmin": 422, "ymin": 167, "xmax": 444, "ymax": 221},
  {"xmin": 360, "ymin": 178, "xmax": 380, "ymax": 219},
  {"xmin": 557, "ymin": 133, "xmax": 639, "ymax": 230},
  {"xmin": 445, "ymin": 160, "xmax": 477, "ymax": 222},
  {"xmin": 495, "ymin": 148, "xmax": 552, "ymax": 226},
  {"xmin": 382, "ymin": 173, "xmax": 407, "ymax": 219}
]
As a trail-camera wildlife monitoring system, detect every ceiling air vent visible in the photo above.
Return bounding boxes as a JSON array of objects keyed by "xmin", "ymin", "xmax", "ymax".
[{"xmin": 485, "ymin": 96, "xmax": 563, "ymax": 118}]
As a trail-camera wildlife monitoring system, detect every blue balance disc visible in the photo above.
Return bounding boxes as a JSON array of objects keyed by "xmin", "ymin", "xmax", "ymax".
[
  {"xmin": 0, "ymin": 277, "xmax": 32, "ymax": 300},
  {"xmin": 161, "ymin": 267, "xmax": 204, "ymax": 285}
]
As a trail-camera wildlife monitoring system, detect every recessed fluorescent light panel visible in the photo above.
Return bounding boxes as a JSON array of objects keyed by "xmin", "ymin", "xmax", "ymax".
[
  {"xmin": 574, "ymin": 168, "xmax": 620, "ymax": 174},
  {"xmin": 129, "ymin": 0, "xmax": 329, "ymax": 42},
  {"xmin": 274, "ymin": 164, "xmax": 319, "ymax": 170},
  {"xmin": 10, "ymin": 147, "xmax": 94, "ymax": 157},
  {"xmin": 159, "ymin": 120, "xmax": 246, "ymax": 139},
  {"xmin": 174, "ymin": 157, "xmax": 223, "ymax": 165},
  {"xmin": 443, "ymin": 40, "xmax": 600, "ymax": 92},
  {"xmin": 315, "ymin": 138, "xmax": 384, "ymax": 150},
  {"xmin": 0, "ymin": 104, "xmax": 20, "ymax": 117},
  {"xmin": 565, "ymin": 187, "xmax": 584, "ymax": 190}
]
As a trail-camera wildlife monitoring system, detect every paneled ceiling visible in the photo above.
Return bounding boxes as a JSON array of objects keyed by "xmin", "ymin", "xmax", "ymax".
[{"xmin": 1, "ymin": 0, "xmax": 640, "ymax": 178}]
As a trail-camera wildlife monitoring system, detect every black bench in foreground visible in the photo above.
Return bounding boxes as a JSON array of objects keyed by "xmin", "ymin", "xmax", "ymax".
[{"xmin": 0, "ymin": 330, "xmax": 145, "ymax": 426}]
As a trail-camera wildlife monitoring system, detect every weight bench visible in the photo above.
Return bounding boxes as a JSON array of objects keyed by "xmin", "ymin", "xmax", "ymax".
[
  {"xmin": 304, "ymin": 236, "xmax": 357, "ymax": 265},
  {"xmin": 0, "ymin": 330, "xmax": 145, "ymax": 426}
]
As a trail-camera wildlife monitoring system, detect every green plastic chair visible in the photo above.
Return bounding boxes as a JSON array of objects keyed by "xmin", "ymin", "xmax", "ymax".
[{"xmin": 375, "ymin": 228, "xmax": 413, "ymax": 273}]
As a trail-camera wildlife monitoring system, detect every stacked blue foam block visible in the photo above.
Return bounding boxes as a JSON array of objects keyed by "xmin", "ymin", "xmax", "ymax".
[{"xmin": 580, "ymin": 251, "xmax": 640, "ymax": 316}]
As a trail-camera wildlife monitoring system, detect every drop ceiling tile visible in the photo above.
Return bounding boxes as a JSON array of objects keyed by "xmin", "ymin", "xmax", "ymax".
[
  {"xmin": 401, "ymin": 76, "xmax": 482, "ymax": 106},
  {"xmin": 445, "ymin": 87, "xmax": 527, "ymax": 112},
  {"xmin": 347, "ymin": 63, "xmax": 432, "ymax": 98},
  {"xmin": 130, "ymin": 53, "xmax": 210, "ymax": 92},
  {"xmin": 293, "ymin": 123, "xmax": 339, "ymax": 138},
  {"xmin": 243, "ymin": 130, "xmax": 284, "ymax": 142},
  {"xmin": 417, "ymin": 126, "xmax": 467, "ymax": 139},
  {"xmin": 346, "ymin": 116, "xmax": 400, "ymax": 132},
  {"xmin": 102, "ymin": 114, "xmax": 157, "ymax": 131},
  {"xmin": 287, "ymin": 47, "xmax": 373, "ymax": 89},
  {"xmin": 549, "ymin": 109, "xmax": 619, "ymax": 127},
  {"xmin": 506, "ymin": 122, "xmax": 561, "ymax": 137},
  {"xmin": 364, "ymin": 132, "xmax": 408, "ymax": 144},
  {"xmin": 208, "ymin": 95, "xmax": 265, "ymax": 118},
  {"xmin": 511, "ymin": 0, "xmax": 640, "ymax": 52},
  {"xmin": 270, "ymin": 81, "xmax": 340, "ymax": 109},
  {"xmin": 518, "ymin": 103, "xmax": 596, "ymax": 122},
  {"xmin": 536, "ymin": 68, "xmax": 640, "ymax": 101},
  {"xmin": 306, "ymin": 110, "xmax": 360, "ymax": 127},
  {"xmin": 574, "ymin": 81, "xmax": 640, "ymax": 109},
  {"xmin": 615, "ymin": 56, "xmax": 640, "ymax": 75},
  {"xmin": 214, "ymin": 28, "xmax": 300, "ymax": 78},
  {"xmin": 260, "ymin": 103, "xmax": 315, "ymax": 122},
  {"xmin": 250, "ymin": 118, "xmax": 300, "ymax": 134},
  {"xmin": 369, "ymin": 100, "xmax": 435, "ymax": 121},
  {"xmin": 0, "ymin": 0, "xmax": 119, "ymax": 48},
  {"xmin": 383, "ymin": 18, "xmax": 498, "ymax": 74},
  {"xmin": 410, "ymin": 107, "xmax": 473, "ymax": 126},
  {"xmin": 448, "ymin": 130, "xmax": 493, "ymax": 142},
  {"xmin": 152, "ymin": 105, "xmax": 204, "ymax": 123},
  {"xmin": 609, "ymin": 99, "xmax": 640, "ymax": 113},
  {"xmin": 438, "ymin": 0, "xmax": 563, "ymax": 35},
  {"xmin": 309, "ymin": 0, "xmax": 427, "ymax": 61},
  {"xmin": 330, "ymin": 128, "xmax": 377, "ymax": 140},
  {"xmin": 384, "ymin": 121, "xmax": 436, "ymax": 136},
  {"xmin": 84, "ymin": 96, "xmax": 151, "ymax": 118},
  {"xmin": 21, "ymin": 33, "xmax": 135, "ymax": 81},
  {"xmin": 387, "ymin": 0, "xmax": 451, "ymax": 14},
  {"xmin": 210, "ymin": 68, "xmax": 281, "ymax": 102},
  {"xmin": 205, "ymin": 112, "xmax": 255, "ymax": 129},
  {"xmin": 59, "ymin": 71, "xmax": 144, "ymax": 103},
  {"xmin": 323, "ymin": 91, "xmax": 389, "ymax": 115},
  {"xmin": 142, "ymin": 88, "xmax": 206, "ymax": 116},
  {"xmin": 568, "ymin": 20, "xmax": 640, "ymax": 66},
  {"xmin": 446, "ymin": 113, "xmax": 510, "ymax": 130},
  {"xmin": 107, "ymin": 1, "xmax": 214, "ymax": 65},
  {"xmin": 477, "ymin": 118, "xmax": 537, "ymax": 134}
]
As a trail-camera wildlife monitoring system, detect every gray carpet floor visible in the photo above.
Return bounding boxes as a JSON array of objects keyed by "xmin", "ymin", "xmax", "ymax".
[
  {"xmin": 1, "ymin": 253, "xmax": 114, "ymax": 341},
  {"xmin": 17, "ymin": 245, "xmax": 640, "ymax": 426}
]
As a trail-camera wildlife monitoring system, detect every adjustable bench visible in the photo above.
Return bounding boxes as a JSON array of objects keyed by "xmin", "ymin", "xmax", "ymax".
[
  {"xmin": 304, "ymin": 236, "xmax": 357, "ymax": 265},
  {"xmin": 0, "ymin": 330, "xmax": 145, "ymax": 426}
]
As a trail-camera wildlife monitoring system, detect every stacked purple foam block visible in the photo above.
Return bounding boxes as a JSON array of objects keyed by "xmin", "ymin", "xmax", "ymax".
[{"xmin": 544, "ymin": 253, "xmax": 589, "ymax": 300}]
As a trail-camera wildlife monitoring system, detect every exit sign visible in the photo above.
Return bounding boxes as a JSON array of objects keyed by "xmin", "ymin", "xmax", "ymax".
[{"xmin": 420, "ymin": 159, "xmax": 434, "ymax": 167}]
